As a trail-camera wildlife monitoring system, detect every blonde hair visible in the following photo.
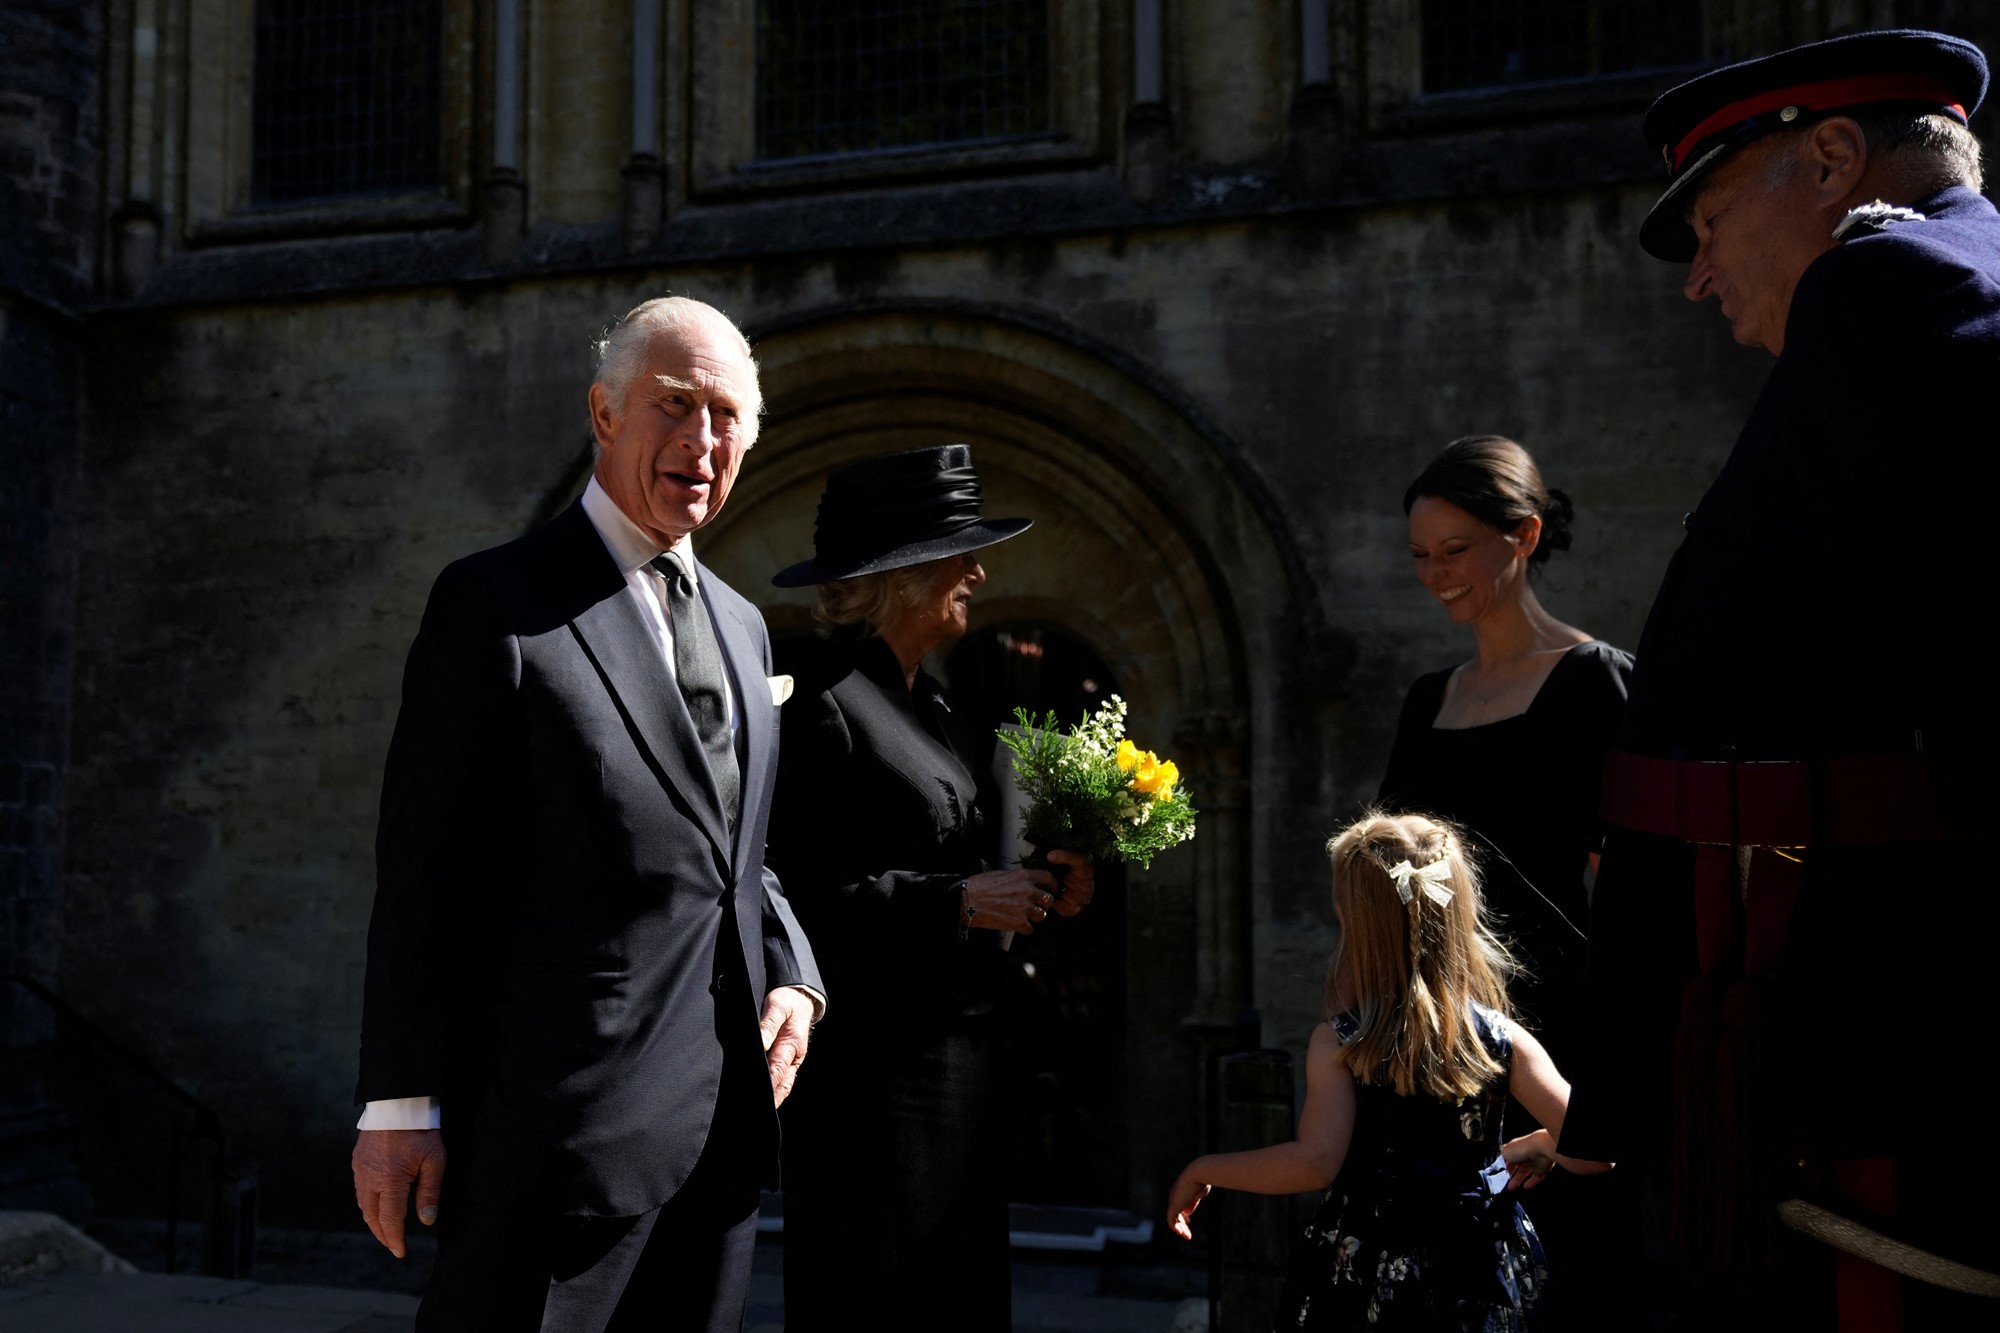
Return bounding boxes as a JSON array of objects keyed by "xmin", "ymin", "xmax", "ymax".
[
  {"xmin": 812, "ymin": 556, "xmax": 956, "ymax": 632},
  {"xmin": 1324, "ymin": 811, "xmax": 1515, "ymax": 1101}
]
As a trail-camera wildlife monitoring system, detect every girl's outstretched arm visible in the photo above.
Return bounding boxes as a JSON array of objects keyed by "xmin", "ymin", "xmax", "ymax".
[
  {"xmin": 1500, "ymin": 1018, "xmax": 1613, "ymax": 1188},
  {"xmin": 1168, "ymin": 1023, "xmax": 1356, "ymax": 1239}
]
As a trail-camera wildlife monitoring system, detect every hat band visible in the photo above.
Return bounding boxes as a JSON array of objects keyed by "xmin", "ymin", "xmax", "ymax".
[
  {"xmin": 1670, "ymin": 70, "xmax": 1965, "ymax": 172},
  {"xmin": 813, "ymin": 464, "xmax": 988, "ymax": 567}
]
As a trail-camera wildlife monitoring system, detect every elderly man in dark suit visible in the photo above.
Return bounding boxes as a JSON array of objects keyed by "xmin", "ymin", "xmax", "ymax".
[
  {"xmin": 349, "ymin": 296, "xmax": 824, "ymax": 1332},
  {"xmin": 1561, "ymin": 29, "xmax": 1996, "ymax": 1333}
]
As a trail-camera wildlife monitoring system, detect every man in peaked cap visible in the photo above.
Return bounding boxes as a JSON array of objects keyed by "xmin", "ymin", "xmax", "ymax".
[{"xmin": 1559, "ymin": 28, "xmax": 1999, "ymax": 1333}]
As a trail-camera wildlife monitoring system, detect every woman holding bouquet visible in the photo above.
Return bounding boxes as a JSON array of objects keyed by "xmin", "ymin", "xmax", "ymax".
[{"xmin": 767, "ymin": 444, "xmax": 1094, "ymax": 1331}]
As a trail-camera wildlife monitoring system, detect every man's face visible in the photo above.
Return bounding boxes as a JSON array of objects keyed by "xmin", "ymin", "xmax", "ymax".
[
  {"xmin": 588, "ymin": 314, "xmax": 758, "ymax": 549},
  {"xmin": 1681, "ymin": 137, "xmax": 1838, "ymax": 357}
]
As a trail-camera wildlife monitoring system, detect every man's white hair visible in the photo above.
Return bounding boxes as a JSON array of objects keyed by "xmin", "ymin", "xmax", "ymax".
[
  {"xmin": 1759, "ymin": 109, "xmax": 1986, "ymax": 195},
  {"xmin": 592, "ymin": 297, "xmax": 764, "ymax": 443}
]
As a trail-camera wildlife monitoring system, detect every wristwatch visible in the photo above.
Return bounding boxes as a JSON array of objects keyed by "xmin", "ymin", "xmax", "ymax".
[{"xmin": 956, "ymin": 879, "xmax": 974, "ymax": 941}]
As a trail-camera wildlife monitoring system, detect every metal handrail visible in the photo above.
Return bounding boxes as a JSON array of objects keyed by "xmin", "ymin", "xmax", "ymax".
[{"xmin": 4, "ymin": 972, "xmax": 248, "ymax": 1274}]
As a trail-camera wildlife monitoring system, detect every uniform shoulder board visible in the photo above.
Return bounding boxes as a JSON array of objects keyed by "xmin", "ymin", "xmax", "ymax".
[{"xmin": 1831, "ymin": 200, "xmax": 1927, "ymax": 241}]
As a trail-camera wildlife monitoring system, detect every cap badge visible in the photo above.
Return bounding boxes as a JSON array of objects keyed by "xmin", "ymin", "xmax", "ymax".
[{"xmin": 1779, "ymin": 105, "xmax": 1799, "ymax": 121}]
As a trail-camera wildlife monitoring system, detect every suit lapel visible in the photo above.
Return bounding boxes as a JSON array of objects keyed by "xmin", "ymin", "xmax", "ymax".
[
  {"xmin": 567, "ymin": 553, "xmax": 733, "ymax": 868},
  {"xmin": 704, "ymin": 575, "xmax": 767, "ymax": 874}
]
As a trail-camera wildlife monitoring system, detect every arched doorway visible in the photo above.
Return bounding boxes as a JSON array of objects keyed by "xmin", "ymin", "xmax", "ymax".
[
  {"xmin": 698, "ymin": 306, "xmax": 1309, "ymax": 1220},
  {"xmin": 947, "ymin": 621, "xmax": 1126, "ymax": 1207}
]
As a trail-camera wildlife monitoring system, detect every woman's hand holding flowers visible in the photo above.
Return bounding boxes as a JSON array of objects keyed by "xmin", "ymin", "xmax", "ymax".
[
  {"xmin": 963, "ymin": 868, "xmax": 1065, "ymax": 934},
  {"xmin": 1043, "ymin": 849, "xmax": 1095, "ymax": 915}
]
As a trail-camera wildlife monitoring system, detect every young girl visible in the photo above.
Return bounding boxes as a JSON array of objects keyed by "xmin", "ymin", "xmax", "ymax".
[{"xmin": 1167, "ymin": 812, "xmax": 1607, "ymax": 1330}]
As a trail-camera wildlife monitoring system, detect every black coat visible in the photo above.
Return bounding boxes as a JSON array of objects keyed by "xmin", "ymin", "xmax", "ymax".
[
  {"xmin": 768, "ymin": 632, "xmax": 1012, "ymax": 1330},
  {"xmin": 768, "ymin": 634, "xmax": 1006, "ymax": 1024},
  {"xmin": 355, "ymin": 500, "xmax": 822, "ymax": 1217}
]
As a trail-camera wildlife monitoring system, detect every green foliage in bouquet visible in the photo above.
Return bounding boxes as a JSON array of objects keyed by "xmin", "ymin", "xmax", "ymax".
[{"xmin": 995, "ymin": 695, "xmax": 1198, "ymax": 870}]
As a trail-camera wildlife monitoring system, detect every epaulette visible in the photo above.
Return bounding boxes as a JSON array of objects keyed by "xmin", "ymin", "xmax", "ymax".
[{"xmin": 1831, "ymin": 200, "xmax": 1927, "ymax": 241}]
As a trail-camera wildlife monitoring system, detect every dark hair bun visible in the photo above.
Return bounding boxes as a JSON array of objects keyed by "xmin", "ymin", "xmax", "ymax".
[
  {"xmin": 1405, "ymin": 435, "xmax": 1575, "ymax": 574},
  {"xmin": 1536, "ymin": 487, "xmax": 1575, "ymax": 561}
]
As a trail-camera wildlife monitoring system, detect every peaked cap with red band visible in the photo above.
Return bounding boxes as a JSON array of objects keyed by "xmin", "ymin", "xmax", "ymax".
[{"xmin": 1640, "ymin": 28, "xmax": 1988, "ymax": 262}]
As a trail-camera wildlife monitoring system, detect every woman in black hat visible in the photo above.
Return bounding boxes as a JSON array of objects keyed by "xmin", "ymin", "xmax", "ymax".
[{"xmin": 767, "ymin": 444, "xmax": 1095, "ymax": 1330}]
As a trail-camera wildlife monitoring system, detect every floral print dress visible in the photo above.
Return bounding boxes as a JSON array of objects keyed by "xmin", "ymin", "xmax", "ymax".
[{"xmin": 1275, "ymin": 1003, "xmax": 1547, "ymax": 1331}]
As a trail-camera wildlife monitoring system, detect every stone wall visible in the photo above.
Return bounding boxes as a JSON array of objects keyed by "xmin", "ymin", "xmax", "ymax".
[{"xmin": 1, "ymin": 0, "xmax": 99, "ymax": 1208}]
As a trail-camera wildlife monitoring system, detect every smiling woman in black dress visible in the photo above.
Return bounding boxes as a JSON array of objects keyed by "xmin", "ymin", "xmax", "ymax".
[{"xmin": 1378, "ymin": 435, "xmax": 1631, "ymax": 1329}]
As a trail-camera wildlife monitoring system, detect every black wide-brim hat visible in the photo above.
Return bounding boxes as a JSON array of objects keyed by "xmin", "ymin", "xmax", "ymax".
[
  {"xmin": 771, "ymin": 444, "xmax": 1032, "ymax": 588},
  {"xmin": 1640, "ymin": 28, "xmax": 1989, "ymax": 262}
]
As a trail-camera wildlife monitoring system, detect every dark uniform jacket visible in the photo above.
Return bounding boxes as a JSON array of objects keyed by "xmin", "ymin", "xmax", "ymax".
[
  {"xmin": 1564, "ymin": 186, "xmax": 1997, "ymax": 1278},
  {"xmin": 355, "ymin": 500, "xmax": 822, "ymax": 1217},
  {"xmin": 1612, "ymin": 184, "xmax": 1995, "ymax": 763}
]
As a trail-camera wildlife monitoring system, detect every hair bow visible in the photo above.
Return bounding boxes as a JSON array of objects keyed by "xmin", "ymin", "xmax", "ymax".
[{"xmin": 1386, "ymin": 858, "xmax": 1455, "ymax": 907}]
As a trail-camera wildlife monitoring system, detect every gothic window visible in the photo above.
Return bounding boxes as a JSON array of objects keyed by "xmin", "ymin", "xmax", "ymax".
[
  {"xmin": 1421, "ymin": 0, "xmax": 1705, "ymax": 94},
  {"xmin": 754, "ymin": 0, "xmax": 1052, "ymax": 162},
  {"xmin": 251, "ymin": 0, "xmax": 444, "ymax": 204}
]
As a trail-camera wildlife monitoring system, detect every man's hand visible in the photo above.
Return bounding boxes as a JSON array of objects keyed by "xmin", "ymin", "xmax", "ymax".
[
  {"xmin": 1045, "ymin": 850, "xmax": 1095, "ymax": 915},
  {"xmin": 759, "ymin": 986, "xmax": 815, "ymax": 1107},
  {"xmin": 352, "ymin": 1129, "xmax": 445, "ymax": 1258}
]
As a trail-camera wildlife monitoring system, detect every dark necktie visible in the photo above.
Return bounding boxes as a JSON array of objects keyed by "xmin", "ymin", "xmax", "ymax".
[{"xmin": 651, "ymin": 551, "xmax": 740, "ymax": 824}]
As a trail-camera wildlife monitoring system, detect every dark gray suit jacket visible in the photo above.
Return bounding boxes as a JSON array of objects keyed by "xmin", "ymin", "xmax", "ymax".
[{"xmin": 356, "ymin": 499, "xmax": 821, "ymax": 1216}]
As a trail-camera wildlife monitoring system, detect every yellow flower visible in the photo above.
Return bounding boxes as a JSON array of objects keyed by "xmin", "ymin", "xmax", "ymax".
[
  {"xmin": 1132, "ymin": 753, "xmax": 1178, "ymax": 797},
  {"xmin": 1115, "ymin": 739, "xmax": 1141, "ymax": 772}
]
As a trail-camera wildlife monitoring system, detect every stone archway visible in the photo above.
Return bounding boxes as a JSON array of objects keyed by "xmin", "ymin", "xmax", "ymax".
[{"xmin": 698, "ymin": 306, "xmax": 1307, "ymax": 1217}]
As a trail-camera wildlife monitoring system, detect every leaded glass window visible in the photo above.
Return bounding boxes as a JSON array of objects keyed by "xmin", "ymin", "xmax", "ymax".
[
  {"xmin": 756, "ymin": 0, "xmax": 1052, "ymax": 162},
  {"xmin": 1422, "ymin": 0, "xmax": 1705, "ymax": 94},
  {"xmin": 252, "ymin": 0, "xmax": 443, "ymax": 205}
]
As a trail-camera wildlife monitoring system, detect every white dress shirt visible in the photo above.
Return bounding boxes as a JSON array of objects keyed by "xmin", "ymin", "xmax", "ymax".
[
  {"xmin": 580, "ymin": 475, "xmax": 735, "ymax": 731},
  {"xmin": 357, "ymin": 479, "xmax": 815, "ymax": 1132}
]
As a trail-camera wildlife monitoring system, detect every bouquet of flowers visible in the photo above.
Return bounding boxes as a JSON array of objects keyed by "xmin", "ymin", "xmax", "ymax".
[{"xmin": 995, "ymin": 695, "xmax": 1198, "ymax": 870}]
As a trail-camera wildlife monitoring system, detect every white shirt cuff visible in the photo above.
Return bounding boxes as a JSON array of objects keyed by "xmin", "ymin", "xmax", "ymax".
[
  {"xmin": 785, "ymin": 984, "xmax": 828, "ymax": 1025},
  {"xmin": 357, "ymin": 1096, "xmax": 442, "ymax": 1131}
]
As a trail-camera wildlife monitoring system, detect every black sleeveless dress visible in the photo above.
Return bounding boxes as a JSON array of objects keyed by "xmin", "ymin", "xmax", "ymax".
[
  {"xmin": 1276, "ymin": 1004, "xmax": 1547, "ymax": 1330},
  {"xmin": 1377, "ymin": 641, "xmax": 1632, "ymax": 1070}
]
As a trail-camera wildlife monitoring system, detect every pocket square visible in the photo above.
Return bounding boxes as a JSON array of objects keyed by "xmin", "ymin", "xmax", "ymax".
[{"xmin": 768, "ymin": 674, "xmax": 794, "ymax": 706}]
